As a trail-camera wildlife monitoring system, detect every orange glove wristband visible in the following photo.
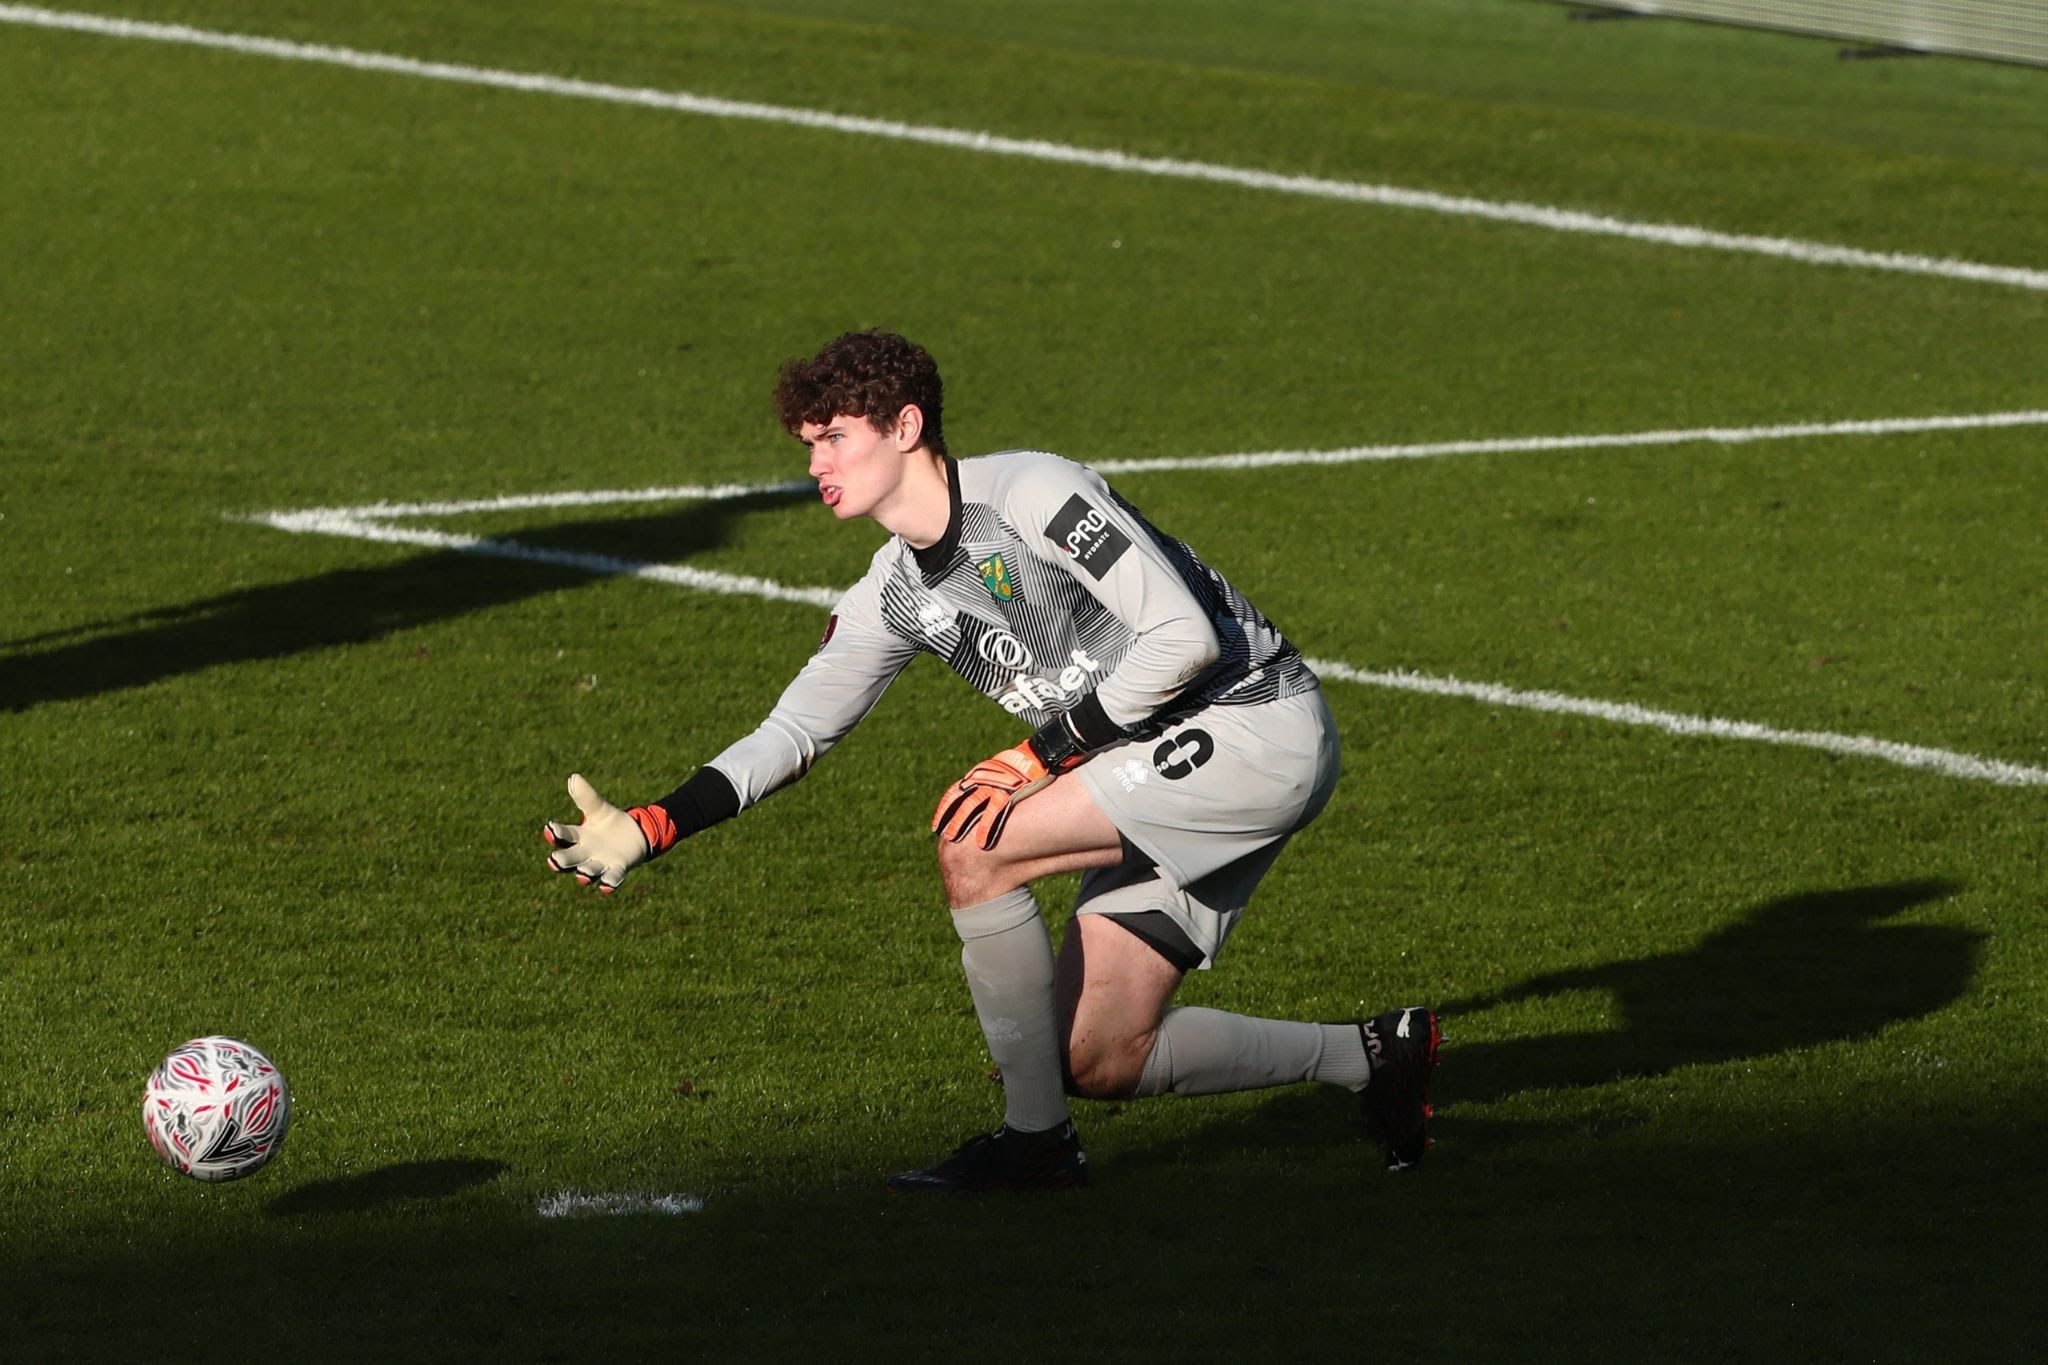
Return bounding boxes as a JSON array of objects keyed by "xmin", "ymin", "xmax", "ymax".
[{"xmin": 628, "ymin": 804, "xmax": 679, "ymax": 857}]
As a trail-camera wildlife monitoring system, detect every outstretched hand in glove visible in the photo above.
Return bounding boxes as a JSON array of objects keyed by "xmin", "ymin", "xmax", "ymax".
[{"xmin": 542, "ymin": 773, "xmax": 677, "ymax": 893}]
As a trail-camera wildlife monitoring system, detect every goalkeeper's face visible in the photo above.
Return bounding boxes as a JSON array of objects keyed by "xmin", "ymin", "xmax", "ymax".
[{"xmin": 800, "ymin": 410, "xmax": 918, "ymax": 523}]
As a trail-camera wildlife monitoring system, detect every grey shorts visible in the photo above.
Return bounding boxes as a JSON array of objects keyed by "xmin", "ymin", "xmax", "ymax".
[{"xmin": 1074, "ymin": 685, "xmax": 1341, "ymax": 970}]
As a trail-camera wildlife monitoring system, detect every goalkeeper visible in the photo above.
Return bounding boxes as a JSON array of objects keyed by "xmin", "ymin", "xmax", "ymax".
[{"xmin": 543, "ymin": 330, "xmax": 1438, "ymax": 1190}]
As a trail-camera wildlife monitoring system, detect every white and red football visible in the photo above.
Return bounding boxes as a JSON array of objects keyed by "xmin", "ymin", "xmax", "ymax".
[{"xmin": 143, "ymin": 1036, "xmax": 292, "ymax": 1182}]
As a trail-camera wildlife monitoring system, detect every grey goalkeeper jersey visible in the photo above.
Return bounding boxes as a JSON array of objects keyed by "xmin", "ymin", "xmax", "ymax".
[{"xmin": 705, "ymin": 450, "xmax": 1316, "ymax": 809}]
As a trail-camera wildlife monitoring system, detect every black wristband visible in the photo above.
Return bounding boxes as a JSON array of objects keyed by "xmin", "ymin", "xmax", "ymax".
[
  {"xmin": 1062, "ymin": 691, "xmax": 1126, "ymax": 750},
  {"xmin": 651, "ymin": 767, "xmax": 741, "ymax": 840},
  {"xmin": 1028, "ymin": 692, "xmax": 1126, "ymax": 769}
]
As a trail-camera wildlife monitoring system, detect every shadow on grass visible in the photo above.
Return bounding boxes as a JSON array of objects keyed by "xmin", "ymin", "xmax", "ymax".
[
  {"xmin": 1098, "ymin": 878, "xmax": 1978, "ymax": 1174},
  {"xmin": 6, "ymin": 877, "xmax": 2028, "ymax": 1358},
  {"xmin": 1434, "ymin": 878, "xmax": 1977, "ymax": 1105},
  {"xmin": 0, "ymin": 491, "xmax": 808, "ymax": 713},
  {"xmin": 11, "ymin": 1092, "xmax": 2042, "ymax": 1360},
  {"xmin": 266, "ymin": 1158, "xmax": 510, "ymax": 1216}
]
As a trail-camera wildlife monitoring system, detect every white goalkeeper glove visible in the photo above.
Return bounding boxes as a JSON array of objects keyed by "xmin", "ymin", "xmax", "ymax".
[{"xmin": 541, "ymin": 773, "xmax": 676, "ymax": 894}]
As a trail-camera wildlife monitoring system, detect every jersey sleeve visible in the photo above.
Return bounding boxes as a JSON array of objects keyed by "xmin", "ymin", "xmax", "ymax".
[
  {"xmin": 1003, "ymin": 456, "xmax": 1221, "ymax": 729},
  {"xmin": 702, "ymin": 549, "xmax": 920, "ymax": 810}
]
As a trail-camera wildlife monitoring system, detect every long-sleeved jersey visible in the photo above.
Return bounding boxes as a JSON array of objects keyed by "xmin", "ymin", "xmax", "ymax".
[{"xmin": 701, "ymin": 450, "xmax": 1316, "ymax": 813}]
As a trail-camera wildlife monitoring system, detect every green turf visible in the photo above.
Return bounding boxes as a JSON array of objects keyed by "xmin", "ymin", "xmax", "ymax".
[
  {"xmin": 712, "ymin": 0, "xmax": 2048, "ymax": 169},
  {"xmin": 3, "ymin": 1, "xmax": 2045, "ymax": 1358}
]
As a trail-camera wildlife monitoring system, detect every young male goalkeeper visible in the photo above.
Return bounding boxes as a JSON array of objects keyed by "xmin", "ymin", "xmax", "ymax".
[{"xmin": 543, "ymin": 330, "xmax": 1439, "ymax": 1190}]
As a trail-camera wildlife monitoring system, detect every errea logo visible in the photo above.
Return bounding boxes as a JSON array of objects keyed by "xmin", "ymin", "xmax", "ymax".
[{"xmin": 1111, "ymin": 757, "xmax": 1151, "ymax": 793}]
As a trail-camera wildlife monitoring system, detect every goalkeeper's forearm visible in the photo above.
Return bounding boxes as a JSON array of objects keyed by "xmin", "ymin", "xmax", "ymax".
[{"xmin": 646, "ymin": 766, "xmax": 742, "ymax": 849}]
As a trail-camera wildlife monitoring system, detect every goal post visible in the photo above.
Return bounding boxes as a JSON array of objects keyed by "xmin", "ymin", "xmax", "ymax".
[{"xmin": 1557, "ymin": 1, "xmax": 2048, "ymax": 67}]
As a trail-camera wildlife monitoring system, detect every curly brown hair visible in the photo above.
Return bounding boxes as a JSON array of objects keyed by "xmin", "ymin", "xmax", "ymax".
[{"xmin": 772, "ymin": 330, "xmax": 947, "ymax": 456}]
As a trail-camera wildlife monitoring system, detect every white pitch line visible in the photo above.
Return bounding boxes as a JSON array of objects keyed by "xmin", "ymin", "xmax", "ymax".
[
  {"xmin": 6, "ymin": 5, "xmax": 2047, "ymax": 293},
  {"xmin": 241, "ymin": 405, "xmax": 2048, "ymax": 528},
  {"xmin": 1307, "ymin": 661, "xmax": 2048, "ymax": 788},
  {"xmin": 247, "ymin": 509, "xmax": 840, "ymax": 608},
  {"xmin": 536, "ymin": 1189, "xmax": 704, "ymax": 1218},
  {"xmin": 1090, "ymin": 409, "xmax": 2048, "ymax": 475},
  {"xmin": 320, "ymin": 480, "xmax": 814, "ymax": 520},
  {"xmin": 247, "ymin": 504, "xmax": 2048, "ymax": 790}
]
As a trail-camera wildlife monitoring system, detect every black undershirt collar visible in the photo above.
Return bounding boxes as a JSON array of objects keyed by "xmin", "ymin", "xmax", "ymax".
[{"xmin": 910, "ymin": 454, "xmax": 963, "ymax": 582}]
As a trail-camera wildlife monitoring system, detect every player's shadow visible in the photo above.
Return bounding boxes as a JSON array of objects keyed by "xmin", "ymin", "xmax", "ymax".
[
  {"xmin": 0, "ymin": 490, "xmax": 809, "ymax": 713},
  {"xmin": 1106, "ymin": 878, "xmax": 1977, "ymax": 1169},
  {"xmin": 265, "ymin": 1157, "xmax": 510, "ymax": 1216},
  {"xmin": 1439, "ymin": 877, "xmax": 1976, "ymax": 1105}
]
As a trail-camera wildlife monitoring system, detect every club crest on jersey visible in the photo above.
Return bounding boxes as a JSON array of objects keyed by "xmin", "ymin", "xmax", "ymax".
[{"xmin": 977, "ymin": 553, "xmax": 1019, "ymax": 603}]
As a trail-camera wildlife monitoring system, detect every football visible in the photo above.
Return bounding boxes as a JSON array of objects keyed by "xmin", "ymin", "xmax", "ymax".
[{"xmin": 142, "ymin": 1036, "xmax": 293, "ymax": 1182}]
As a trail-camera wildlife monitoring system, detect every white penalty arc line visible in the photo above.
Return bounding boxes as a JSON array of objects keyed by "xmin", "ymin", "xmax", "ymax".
[{"xmin": 6, "ymin": 5, "xmax": 2047, "ymax": 293}]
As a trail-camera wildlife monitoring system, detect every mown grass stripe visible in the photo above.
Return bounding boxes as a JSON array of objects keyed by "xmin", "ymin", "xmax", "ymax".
[{"xmin": 6, "ymin": 4, "xmax": 2046, "ymax": 292}]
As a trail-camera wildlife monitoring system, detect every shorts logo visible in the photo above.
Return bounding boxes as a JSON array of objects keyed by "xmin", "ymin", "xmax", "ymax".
[
  {"xmin": 817, "ymin": 614, "xmax": 839, "ymax": 651},
  {"xmin": 1153, "ymin": 728, "xmax": 1216, "ymax": 781},
  {"xmin": 977, "ymin": 552, "xmax": 1019, "ymax": 603},
  {"xmin": 1046, "ymin": 494, "xmax": 1131, "ymax": 580},
  {"xmin": 1112, "ymin": 757, "xmax": 1151, "ymax": 793}
]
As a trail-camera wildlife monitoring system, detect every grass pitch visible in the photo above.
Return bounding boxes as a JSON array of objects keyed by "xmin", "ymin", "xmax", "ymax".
[{"xmin": 4, "ymin": 1, "xmax": 2046, "ymax": 1357}]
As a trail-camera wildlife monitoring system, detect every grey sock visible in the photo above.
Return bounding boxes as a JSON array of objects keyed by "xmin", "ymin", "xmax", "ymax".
[
  {"xmin": 952, "ymin": 887, "xmax": 1070, "ymax": 1133},
  {"xmin": 1135, "ymin": 1009, "xmax": 1373, "ymax": 1097}
]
